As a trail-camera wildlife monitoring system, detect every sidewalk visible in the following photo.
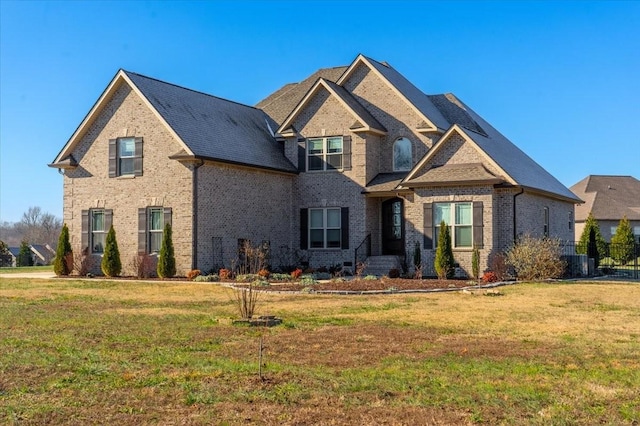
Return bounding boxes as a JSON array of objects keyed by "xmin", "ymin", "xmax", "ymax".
[{"xmin": 0, "ymin": 271, "xmax": 57, "ymax": 279}]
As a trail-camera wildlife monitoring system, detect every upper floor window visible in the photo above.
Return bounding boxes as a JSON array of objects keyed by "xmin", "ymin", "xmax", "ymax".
[
  {"xmin": 434, "ymin": 202, "xmax": 473, "ymax": 248},
  {"xmin": 109, "ymin": 137, "xmax": 143, "ymax": 177},
  {"xmin": 307, "ymin": 137, "xmax": 343, "ymax": 171},
  {"xmin": 393, "ymin": 137, "xmax": 412, "ymax": 171}
]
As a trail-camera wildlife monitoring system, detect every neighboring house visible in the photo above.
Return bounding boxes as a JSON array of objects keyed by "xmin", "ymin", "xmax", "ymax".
[
  {"xmin": 50, "ymin": 54, "xmax": 581, "ymax": 277},
  {"xmin": 570, "ymin": 175, "xmax": 640, "ymax": 242},
  {"xmin": 6, "ymin": 247, "xmax": 20, "ymax": 267},
  {"xmin": 30, "ymin": 244, "xmax": 56, "ymax": 265}
]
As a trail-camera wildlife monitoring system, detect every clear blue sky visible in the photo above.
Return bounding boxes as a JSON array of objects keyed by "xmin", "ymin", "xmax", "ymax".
[{"xmin": 1, "ymin": 1, "xmax": 638, "ymax": 223}]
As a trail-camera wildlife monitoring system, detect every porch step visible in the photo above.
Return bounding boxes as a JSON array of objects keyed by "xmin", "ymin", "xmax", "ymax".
[{"xmin": 362, "ymin": 256, "xmax": 403, "ymax": 277}]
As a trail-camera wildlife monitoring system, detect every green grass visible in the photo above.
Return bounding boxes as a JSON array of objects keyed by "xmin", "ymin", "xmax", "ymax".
[
  {"xmin": 0, "ymin": 265, "xmax": 53, "ymax": 273},
  {"xmin": 1, "ymin": 278, "xmax": 639, "ymax": 425}
]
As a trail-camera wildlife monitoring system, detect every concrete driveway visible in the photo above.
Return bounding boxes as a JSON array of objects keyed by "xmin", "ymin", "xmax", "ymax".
[{"xmin": 0, "ymin": 271, "xmax": 57, "ymax": 279}]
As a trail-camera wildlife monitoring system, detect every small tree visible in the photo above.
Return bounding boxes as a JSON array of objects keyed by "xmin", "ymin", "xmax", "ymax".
[
  {"xmin": 17, "ymin": 241, "xmax": 34, "ymax": 267},
  {"xmin": 0, "ymin": 240, "xmax": 11, "ymax": 267},
  {"xmin": 587, "ymin": 227, "xmax": 600, "ymax": 269},
  {"xmin": 610, "ymin": 216, "xmax": 635, "ymax": 265},
  {"xmin": 471, "ymin": 245, "xmax": 480, "ymax": 280},
  {"xmin": 101, "ymin": 225, "xmax": 122, "ymax": 277},
  {"xmin": 576, "ymin": 212, "xmax": 606, "ymax": 257},
  {"xmin": 53, "ymin": 224, "xmax": 73, "ymax": 276},
  {"xmin": 434, "ymin": 220, "xmax": 455, "ymax": 279},
  {"xmin": 157, "ymin": 223, "xmax": 176, "ymax": 278}
]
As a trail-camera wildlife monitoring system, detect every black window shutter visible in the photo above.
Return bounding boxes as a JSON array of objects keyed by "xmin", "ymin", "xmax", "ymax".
[
  {"xmin": 297, "ymin": 138, "xmax": 306, "ymax": 172},
  {"xmin": 134, "ymin": 137, "xmax": 143, "ymax": 176},
  {"xmin": 108, "ymin": 139, "xmax": 117, "ymax": 177},
  {"xmin": 105, "ymin": 209, "xmax": 113, "ymax": 231},
  {"xmin": 423, "ymin": 203, "xmax": 433, "ymax": 249},
  {"xmin": 473, "ymin": 201, "xmax": 484, "ymax": 248},
  {"xmin": 341, "ymin": 207, "xmax": 349, "ymax": 249},
  {"xmin": 138, "ymin": 208, "xmax": 147, "ymax": 254},
  {"xmin": 81, "ymin": 210, "xmax": 89, "ymax": 250},
  {"xmin": 342, "ymin": 135, "xmax": 352, "ymax": 170},
  {"xmin": 300, "ymin": 208, "xmax": 308, "ymax": 250},
  {"xmin": 163, "ymin": 207, "xmax": 172, "ymax": 228}
]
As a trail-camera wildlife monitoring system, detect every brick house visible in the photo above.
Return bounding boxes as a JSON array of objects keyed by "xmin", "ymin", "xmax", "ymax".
[
  {"xmin": 50, "ymin": 54, "xmax": 581, "ymax": 277},
  {"xmin": 570, "ymin": 175, "xmax": 640, "ymax": 242}
]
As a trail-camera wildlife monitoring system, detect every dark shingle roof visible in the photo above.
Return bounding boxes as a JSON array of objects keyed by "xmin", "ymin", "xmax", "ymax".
[
  {"xmin": 405, "ymin": 163, "xmax": 503, "ymax": 186},
  {"xmin": 364, "ymin": 172, "xmax": 408, "ymax": 193},
  {"xmin": 256, "ymin": 66, "xmax": 348, "ymax": 125},
  {"xmin": 124, "ymin": 71, "xmax": 296, "ymax": 173},
  {"xmin": 571, "ymin": 175, "xmax": 640, "ymax": 221}
]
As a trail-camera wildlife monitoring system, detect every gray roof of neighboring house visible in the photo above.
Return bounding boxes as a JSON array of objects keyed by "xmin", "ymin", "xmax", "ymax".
[
  {"xmin": 124, "ymin": 71, "xmax": 297, "ymax": 173},
  {"xmin": 570, "ymin": 175, "xmax": 640, "ymax": 221},
  {"xmin": 30, "ymin": 244, "xmax": 55, "ymax": 262},
  {"xmin": 8, "ymin": 247, "xmax": 20, "ymax": 257},
  {"xmin": 256, "ymin": 66, "xmax": 348, "ymax": 125}
]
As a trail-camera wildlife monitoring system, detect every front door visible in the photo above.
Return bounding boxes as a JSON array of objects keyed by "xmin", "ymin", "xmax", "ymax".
[{"xmin": 382, "ymin": 198, "xmax": 404, "ymax": 255}]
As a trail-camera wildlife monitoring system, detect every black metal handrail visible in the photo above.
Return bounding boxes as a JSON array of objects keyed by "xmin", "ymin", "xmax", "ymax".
[{"xmin": 354, "ymin": 234, "xmax": 371, "ymax": 267}]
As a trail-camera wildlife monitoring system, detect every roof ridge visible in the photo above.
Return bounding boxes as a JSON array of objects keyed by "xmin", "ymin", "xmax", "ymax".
[{"xmin": 123, "ymin": 69, "xmax": 265, "ymax": 112}]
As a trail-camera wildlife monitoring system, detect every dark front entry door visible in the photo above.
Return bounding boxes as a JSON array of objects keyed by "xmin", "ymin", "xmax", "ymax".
[{"xmin": 382, "ymin": 198, "xmax": 404, "ymax": 255}]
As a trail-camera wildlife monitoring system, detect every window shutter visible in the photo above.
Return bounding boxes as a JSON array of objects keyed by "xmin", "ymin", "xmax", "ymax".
[
  {"xmin": 473, "ymin": 201, "xmax": 484, "ymax": 248},
  {"xmin": 300, "ymin": 208, "xmax": 308, "ymax": 249},
  {"xmin": 341, "ymin": 207, "xmax": 349, "ymax": 249},
  {"xmin": 342, "ymin": 135, "xmax": 352, "ymax": 170},
  {"xmin": 163, "ymin": 207, "xmax": 172, "ymax": 228},
  {"xmin": 297, "ymin": 138, "xmax": 306, "ymax": 172},
  {"xmin": 134, "ymin": 137, "xmax": 143, "ymax": 176},
  {"xmin": 105, "ymin": 209, "xmax": 113, "ymax": 231},
  {"xmin": 138, "ymin": 208, "xmax": 147, "ymax": 254},
  {"xmin": 423, "ymin": 203, "xmax": 433, "ymax": 249},
  {"xmin": 108, "ymin": 139, "xmax": 117, "ymax": 177},
  {"xmin": 81, "ymin": 210, "xmax": 89, "ymax": 250}
]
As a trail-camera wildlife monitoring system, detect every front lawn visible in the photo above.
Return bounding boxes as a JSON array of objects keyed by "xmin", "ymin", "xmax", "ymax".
[{"xmin": 1, "ymin": 278, "xmax": 639, "ymax": 425}]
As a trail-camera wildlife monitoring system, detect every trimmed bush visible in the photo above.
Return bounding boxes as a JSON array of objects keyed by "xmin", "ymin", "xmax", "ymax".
[
  {"xmin": 17, "ymin": 241, "xmax": 33, "ymax": 267},
  {"xmin": 434, "ymin": 221, "xmax": 455, "ymax": 279},
  {"xmin": 610, "ymin": 215, "xmax": 636, "ymax": 265},
  {"xmin": 54, "ymin": 224, "xmax": 72, "ymax": 276},
  {"xmin": 101, "ymin": 226, "xmax": 121, "ymax": 277},
  {"xmin": 157, "ymin": 223, "xmax": 176, "ymax": 278}
]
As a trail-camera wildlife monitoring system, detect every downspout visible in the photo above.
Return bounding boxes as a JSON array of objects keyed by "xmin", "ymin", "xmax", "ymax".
[
  {"xmin": 192, "ymin": 159, "xmax": 204, "ymax": 270},
  {"xmin": 513, "ymin": 188, "xmax": 525, "ymax": 243}
]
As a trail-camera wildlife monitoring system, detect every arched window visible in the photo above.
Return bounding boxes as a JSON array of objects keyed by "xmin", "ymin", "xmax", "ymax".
[{"xmin": 393, "ymin": 137, "xmax": 412, "ymax": 171}]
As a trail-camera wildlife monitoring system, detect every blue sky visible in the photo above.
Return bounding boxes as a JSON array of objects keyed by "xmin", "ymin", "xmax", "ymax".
[{"xmin": 1, "ymin": 0, "xmax": 638, "ymax": 223}]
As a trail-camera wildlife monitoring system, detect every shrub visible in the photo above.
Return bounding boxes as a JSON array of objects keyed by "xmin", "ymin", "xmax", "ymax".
[
  {"xmin": 576, "ymin": 212, "xmax": 607, "ymax": 264},
  {"xmin": 219, "ymin": 268, "xmax": 231, "ymax": 280},
  {"xmin": 258, "ymin": 268, "xmax": 270, "ymax": 279},
  {"xmin": 610, "ymin": 216, "xmax": 636, "ymax": 265},
  {"xmin": 270, "ymin": 273, "xmax": 291, "ymax": 281},
  {"xmin": 505, "ymin": 235, "xmax": 565, "ymax": 281},
  {"xmin": 434, "ymin": 221, "xmax": 455, "ymax": 279},
  {"xmin": 157, "ymin": 223, "xmax": 176, "ymax": 278},
  {"xmin": 291, "ymin": 268, "xmax": 303, "ymax": 279},
  {"xmin": 73, "ymin": 246, "xmax": 97, "ymax": 276},
  {"xmin": 194, "ymin": 274, "xmax": 220, "ymax": 282},
  {"xmin": 236, "ymin": 274, "xmax": 259, "ymax": 283},
  {"xmin": 488, "ymin": 252, "xmax": 510, "ymax": 281},
  {"xmin": 53, "ymin": 224, "xmax": 72, "ymax": 276},
  {"xmin": 186, "ymin": 269, "xmax": 201, "ymax": 280},
  {"xmin": 471, "ymin": 245, "xmax": 480, "ymax": 280},
  {"xmin": 300, "ymin": 275, "xmax": 318, "ymax": 285},
  {"xmin": 17, "ymin": 241, "xmax": 33, "ymax": 267},
  {"xmin": 101, "ymin": 226, "xmax": 121, "ymax": 277},
  {"xmin": 130, "ymin": 253, "xmax": 156, "ymax": 278},
  {"xmin": 231, "ymin": 282, "xmax": 260, "ymax": 319},
  {"xmin": 482, "ymin": 271, "xmax": 498, "ymax": 283},
  {"xmin": 364, "ymin": 275, "xmax": 377, "ymax": 281}
]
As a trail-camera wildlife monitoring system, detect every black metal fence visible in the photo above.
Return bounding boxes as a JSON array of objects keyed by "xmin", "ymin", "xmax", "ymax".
[{"xmin": 560, "ymin": 241, "xmax": 640, "ymax": 279}]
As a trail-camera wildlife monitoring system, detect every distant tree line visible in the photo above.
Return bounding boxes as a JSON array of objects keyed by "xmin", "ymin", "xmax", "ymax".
[{"xmin": 0, "ymin": 206, "xmax": 62, "ymax": 248}]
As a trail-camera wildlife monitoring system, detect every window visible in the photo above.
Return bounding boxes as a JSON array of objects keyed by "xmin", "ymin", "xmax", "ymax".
[
  {"xmin": 634, "ymin": 226, "xmax": 640, "ymax": 237},
  {"xmin": 568, "ymin": 211, "xmax": 572, "ymax": 230},
  {"xmin": 148, "ymin": 207, "xmax": 163, "ymax": 253},
  {"xmin": 138, "ymin": 207, "xmax": 171, "ymax": 254},
  {"xmin": 307, "ymin": 137, "xmax": 343, "ymax": 171},
  {"xmin": 434, "ymin": 202, "xmax": 473, "ymax": 248},
  {"xmin": 91, "ymin": 209, "xmax": 106, "ymax": 253},
  {"xmin": 611, "ymin": 226, "xmax": 617, "ymax": 236},
  {"xmin": 393, "ymin": 137, "xmax": 412, "ymax": 171},
  {"xmin": 109, "ymin": 137, "xmax": 143, "ymax": 177},
  {"xmin": 543, "ymin": 207, "xmax": 549, "ymax": 237},
  {"xmin": 309, "ymin": 208, "xmax": 341, "ymax": 248}
]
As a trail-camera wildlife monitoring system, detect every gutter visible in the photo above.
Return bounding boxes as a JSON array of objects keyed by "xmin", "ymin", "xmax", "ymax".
[
  {"xmin": 513, "ymin": 188, "xmax": 525, "ymax": 243},
  {"xmin": 192, "ymin": 159, "xmax": 204, "ymax": 269}
]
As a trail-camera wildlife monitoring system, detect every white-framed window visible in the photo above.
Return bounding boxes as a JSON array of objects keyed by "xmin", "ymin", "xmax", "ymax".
[
  {"xmin": 434, "ymin": 202, "xmax": 472, "ymax": 248},
  {"xmin": 611, "ymin": 226, "xmax": 618, "ymax": 236},
  {"xmin": 544, "ymin": 207, "xmax": 549, "ymax": 237},
  {"xmin": 307, "ymin": 137, "xmax": 343, "ymax": 171},
  {"xmin": 91, "ymin": 209, "xmax": 106, "ymax": 253},
  {"xmin": 309, "ymin": 208, "xmax": 341, "ymax": 248},
  {"xmin": 118, "ymin": 137, "xmax": 136, "ymax": 175},
  {"xmin": 393, "ymin": 137, "xmax": 412, "ymax": 171},
  {"xmin": 148, "ymin": 207, "xmax": 164, "ymax": 253}
]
